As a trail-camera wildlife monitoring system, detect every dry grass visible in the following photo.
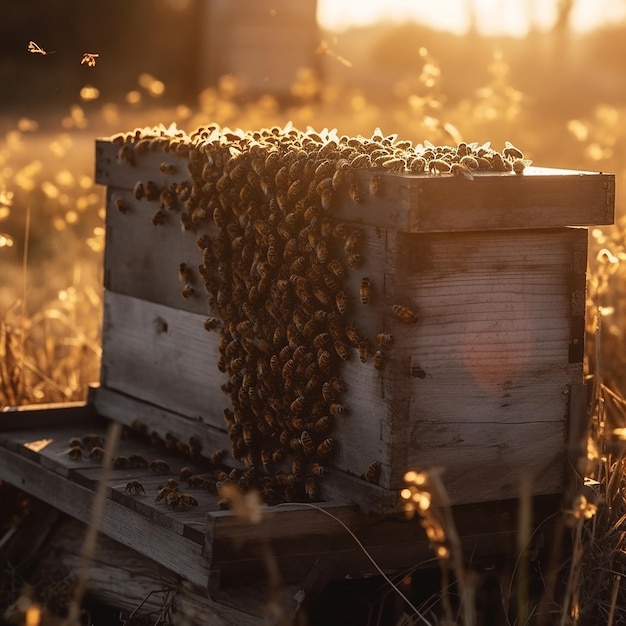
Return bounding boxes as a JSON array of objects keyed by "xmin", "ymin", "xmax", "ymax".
[{"xmin": 1, "ymin": 34, "xmax": 626, "ymax": 625}]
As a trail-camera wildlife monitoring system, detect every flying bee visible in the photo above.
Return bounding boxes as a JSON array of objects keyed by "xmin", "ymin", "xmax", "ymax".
[
  {"xmin": 125, "ymin": 480, "xmax": 146, "ymax": 495},
  {"xmin": 28, "ymin": 40, "xmax": 54, "ymax": 55},
  {"xmin": 373, "ymin": 350, "xmax": 385, "ymax": 371},
  {"xmin": 68, "ymin": 445, "xmax": 82, "ymax": 461},
  {"xmin": 392, "ymin": 304, "xmax": 419, "ymax": 324},
  {"xmin": 363, "ymin": 461, "xmax": 381, "ymax": 484},
  {"xmin": 150, "ymin": 459, "xmax": 170, "ymax": 473},
  {"xmin": 359, "ymin": 277, "xmax": 371, "ymax": 304},
  {"xmin": 152, "ymin": 208, "xmax": 166, "ymax": 226}
]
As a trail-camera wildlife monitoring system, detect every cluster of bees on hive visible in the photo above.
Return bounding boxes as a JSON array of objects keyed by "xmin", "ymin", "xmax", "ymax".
[{"xmin": 112, "ymin": 123, "xmax": 528, "ymax": 504}]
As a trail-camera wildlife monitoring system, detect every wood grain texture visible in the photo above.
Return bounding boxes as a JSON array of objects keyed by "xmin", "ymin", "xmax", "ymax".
[
  {"xmin": 101, "ymin": 292, "xmax": 229, "ymax": 429},
  {"xmin": 96, "ymin": 139, "xmax": 615, "ymax": 232}
]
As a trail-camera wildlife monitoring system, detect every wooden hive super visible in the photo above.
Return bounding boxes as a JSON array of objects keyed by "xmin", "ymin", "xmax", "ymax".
[{"xmin": 93, "ymin": 127, "xmax": 614, "ymax": 514}]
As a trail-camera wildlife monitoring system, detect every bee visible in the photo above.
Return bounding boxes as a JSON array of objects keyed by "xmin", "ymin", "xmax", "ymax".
[
  {"xmin": 369, "ymin": 174, "xmax": 382, "ymax": 196},
  {"xmin": 128, "ymin": 454, "xmax": 149, "ymax": 468},
  {"xmin": 358, "ymin": 341, "xmax": 369, "ymax": 363},
  {"xmin": 204, "ymin": 317, "xmax": 221, "ymax": 331},
  {"xmin": 328, "ymin": 259, "xmax": 345, "ymax": 278},
  {"xmin": 334, "ymin": 340, "xmax": 349, "ymax": 361},
  {"xmin": 125, "ymin": 480, "xmax": 146, "ymax": 495},
  {"xmin": 152, "ymin": 208, "xmax": 166, "ymax": 226},
  {"xmin": 80, "ymin": 52, "xmax": 99, "ymax": 67},
  {"xmin": 376, "ymin": 333, "xmax": 394, "ymax": 348},
  {"xmin": 179, "ymin": 466, "xmax": 194, "ymax": 481},
  {"xmin": 290, "ymin": 396, "xmax": 306, "ymax": 414},
  {"xmin": 301, "ymin": 431, "xmax": 315, "ymax": 456},
  {"xmin": 305, "ymin": 477, "xmax": 319, "ymax": 501},
  {"xmin": 112, "ymin": 456, "xmax": 130, "ymax": 470},
  {"xmin": 321, "ymin": 382, "xmax": 335, "ymax": 403},
  {"xmin": 317, "ymin": 437, "xmax": 334, "ymax": 458},
  {"xmin": 359, "ymin": 277, "xmax": 371, "ymax": 304},
  {"xmin": 159, "ymin": 161, "xmax": 177, "ymax": 175},
  {"xmin": 114, "ymin": 195, "xmax": 129, "ymax": 214},
  {"xmin": 166, "ymin": 491, "xmax": 184, "ymax": 510},
  {"xmin": 176, "ymin": 441, "xmax": 191, "ymax": 456},
  {"xmin": 242, "ymin": 422, "xmax": 254, "ymax": 447},
  {"xmin": 310, "ymin": 462, "xmax": 327, "ymax": 477},
  {"xmin": 373, "ymin": 350, "xmax": 385, "ymax": 371},
  {"xmin": 68, "ymin": 446, "xmax": 82, "ymax": 461},
  {"xmin": 82, "ymin": 434, "xmax": 104, "ymax": 449},
  {"xmin": 117, "ymin": 144, "xmax": 135, "ymax": 167},
  {"xmin": 131, "ymin": 181, "xmax": 146, "ymax": 202},
  {"xmin": 346, "ymin": 254, "xmax": 364, "ymax": 268},
  {"xmin": 145, "ymin": 181, "xmax": 160, "ymax": 202},
  {"xmin": 178, "ymin": 262, "xmax": 194, "ymax": 285},
  {"xmin": 335, "ymin": 291, "xmax": 348, "ymax": 315},
  {"xmin": 180, "ymin": 212, "xmax": 193, "ymax": 231},
  {"xmin": 429, "ymin": 159, "xmax": 451, "ymax": 175},
  {"xmin": 363, "ymin": 461, "xmax": 381, "ymax": 484},
  {"xmin": 512, "ymin": 158, "xmax": 530, "ymax": 175},
  {"xmin": 178, "ymin": 493, "xmax": 199, "ymax": 507},
  {"xmin": 181, "ymin": 284, "xmax": 195, "ymax": 299},
  {"xmin": 314, "ymin": 415, "xmax": 332, "ymax": 434},
  {"xmin": 450, "ymin": 163, "xmax": 474, "ymax": 181},
  {"xmin": 217, "ymin": 497, "xmax": 231, "ymax": 510},
  {"xmin": 68, "ymin": 437, "xmax": 83, "ymax": 449},
  {"xmin": 344, "ymin": 230, "xmax": 362, "ymax": 254},
  {"xmin": 150, "ymin": 459, "xmax": 170, "ymax": 473},
  {"xmin": 188, "ymin": 435, "xmax": 202, "ymax": 458},
  {"xmin": 329, "ymin": 403, "xmax": 348, "ymax": 416},
  {"xmin": 317, "ymin": 350, "xmax": 332, "ymax": 371},
  {"xmin": 187, "ymin": 475, "xmax": 208, "ymax": 489},
  {"xmin": 503, "ymin": 141, "xmax": 524, "ymax": 160},
  {"xmin": 28, "ymin": 40, "xmax": 54, "ymax": 56},
  {"xmin": 210, "ymin": 449, "xmax": 226, "ymax": 466},
  {"xmin": 89, "ymin": 446, "xmax": 105, "ymax": 461},
  {"xmin": 392, "ymin": 304, "xmax": 419, "ymax": 324},
  {"xmin": 329, "ymin": 376, "xmax": 347, "ymax": 393}
]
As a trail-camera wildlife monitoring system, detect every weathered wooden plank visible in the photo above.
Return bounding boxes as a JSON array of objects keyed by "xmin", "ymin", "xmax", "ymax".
[
  {"xmin": 90, "ymin": 385, "xmax": 235, "ymax": 465},
  {"xmin": 101, "ymin": 292, "xmax": 229, "ymax": 430},
  {"xmin": 0, "ymin": 447, "xmax": 209, "ymax": 586},
  {"xmin": 95, "ymin": 139, "xmax": 615, "ymax": 231}
]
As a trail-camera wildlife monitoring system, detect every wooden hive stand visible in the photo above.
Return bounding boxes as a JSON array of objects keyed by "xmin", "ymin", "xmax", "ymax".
[{"xmin": 0, "ymin": 127, "xmax": 615, "ymax": 623}]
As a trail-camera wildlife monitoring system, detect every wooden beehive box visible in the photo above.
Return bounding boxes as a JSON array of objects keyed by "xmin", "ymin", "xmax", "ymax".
[{"xmin": 92, "ymin": 127, "xmax": 614, "ymax": 513}]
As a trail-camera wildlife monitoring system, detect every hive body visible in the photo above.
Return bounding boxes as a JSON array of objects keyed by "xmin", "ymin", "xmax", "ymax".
[{"xmin": 95, "ymin": 128, "xmax": 613, "ymax": 510}]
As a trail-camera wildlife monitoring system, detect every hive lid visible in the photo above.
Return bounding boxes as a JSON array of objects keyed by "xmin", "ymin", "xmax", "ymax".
[{"xmin": 95, "ymin": 138, "xmax": 615, "ymax": 233}]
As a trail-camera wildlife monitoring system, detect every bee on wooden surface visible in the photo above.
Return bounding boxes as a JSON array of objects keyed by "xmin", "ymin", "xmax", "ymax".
[
  {"xmin": 335, "ymin": 291, "xmax": 348, "ymax": 315},
  {"xmin": 359, "ymin": 277, "xmax": 371, "ymax": 304},
  {"xmin": 114, "ymin": 195, "xmax": 129, "ymax": 214},
  {"xmin": 512, "ymin": 158, "xmax": 530, "ymax": 175},
  {"xmin": 150, "ymin": 459, "xmax": 170, "ymax": 473},
  {"xmin": 125, "ymin": 480, "xmax": 146, "ymax": 495},
  {"xmin": 373, "ymin": 350, "xmax": 385, "ymax": 371},
  {"xmin": 178, "ymin": 262, "xmax": 194, "ymax": 285},
  {"xmin": 503, "ymin": 141, "xmax": 524, "ymax": 160},
  {"xmin": 82, "ymin": 434, "xmax": 104, "ymax": 450},
  {"xmin": 166, "ymin": 491, "xmax": 184, "ymax": 510},
  {"xmin": 321, "ymin": 382, "xmax": 335, "ymax": 403},
  {"xmin": 344, "ymin": 230, "xmax": 362, "ymax": 255},
  {"xmin": 204, "ymin": 317, "xmax": 221, "ymax": 332},
  {"xmin": 317, "ymin": 438, "xmax": 334, "ymax": 458},
  {"xmin": 392, "ymin": 304, "xmax": 419, "ymax": 324},
  {"xmin": 329, "ymin": 376, "xmax": 347, "ymax": 393},
  {"xmin": 112, "ymin": 456, "xmax": 130, "ymax": 470},
  {"xmin": 376, "ymin": 333, "xmax": 394, "ymax": 348},
  {"xmin": 217, "ymin": 496, "xmax": 231, "ymax": 510},
  {"xmin": 180, "ymin": 212, "xmax": 193, "ymax": 232},
  {"xmin": 429, "ymin": 159, "xmax": 451, "ymax": 175},
  {"xmin": 187, "ymin": 475, "xmax": 208, "ymax": 489},
  {"xmin": 128, "ymin": 454, "xmax": 149, "ymax": 469},
  {"xmin": 334, "ymin": 340, "xmax": 349, "ymax": 361},
  {"xmin": 68, "ymin": 446, "xmax": 82, "ymax": 461},
  {"xmin": 346, "ymin": 254, "xmax": 364, "ymax": 268},
  {"xmin": 188, "ymin": 436, "xmax": 202, "ymax": 458},
  {"xmin": 176, "ymin": 441, "xmax": 191, "ymax": 456},
  {"xmin": 181, "ymin": 283, "xmax": 195, "ymax": 299},
  {"xmin": 88, "ymin": 446, "xmax": 105, "ymax": 461},
  {"xmin": 178, "ymin": 493, "xmax": 199, "ymax": 508},
  {"xmin": 145, "ymin": 180, "xmax": 160, "ymax": 202},
  {"xmin": 358, "ymin": 341, "xmax": 369, "ymax": 363},
  {"xmin": 300, "ymin": 431, "xmax": 315, "ymax": 456},
  {"xmin": 179, "ymin": 466, "xmax": 194, "ymax": 481},
  {"xmin": 363, "ymin": 461, "xmax": 381, "ymax": 484},
  {"xmin": 369, "ymin": 174, "xmax": 382, "ymax": 196},
  {"xmin": 305, "ymin": 477, "xmax": 319, "ymax": 501},
  {"xmin": 327, "ymin": 259, "xmax": 345, "ymax": 279},
  {"xmin": 152, "ymin": 208, "xmax": 166, "ymax": 226},
  {"xmin": 133, "ymin": 180, "xmax": 146, "ymax": 200},
  {"xmin": 310, "ymin": 462, "xmax": 327, "ymax": 477},
  {"xmin": 314, "ymin": 415, "xmax": 332, "ymax": 434},
  {"xmin": 117, "ymin": 144, "xmax": 135, "ymax": 167},
  {"xmin": 210, "ymin": 449, "xmax": 226, "ymax": 466},
  {"xmin": 450, "ymin": 163, "xmax": 474, "ymax": 181},
  {"xmin": 68, "ymin": 437, "xmax": 83, "ymax": 449},
  {"xmin": 159, "ymin": 161, "xmax": 177, "ymax": 175},
  {"xmin": 329, "ymin": 403, "xmax": 348, "ymax": 416},
  {"xmin": 155, "ymin": 486, "xmax": 176, "ymax": 504},
  {"xmin": 317, "ymin": 350, "xmax": 332, "ymax": 371}
]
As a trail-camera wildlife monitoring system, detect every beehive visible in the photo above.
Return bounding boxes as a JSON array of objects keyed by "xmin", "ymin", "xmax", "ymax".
[{"xmin": 94, "ymin": 125, "xmax": 614, "ymax": 513}]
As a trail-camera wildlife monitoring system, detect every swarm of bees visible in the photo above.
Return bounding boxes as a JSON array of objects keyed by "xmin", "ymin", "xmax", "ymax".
[{"xmin": 110, "ymin": 123, "xmax": 529, "ymax": 504}]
